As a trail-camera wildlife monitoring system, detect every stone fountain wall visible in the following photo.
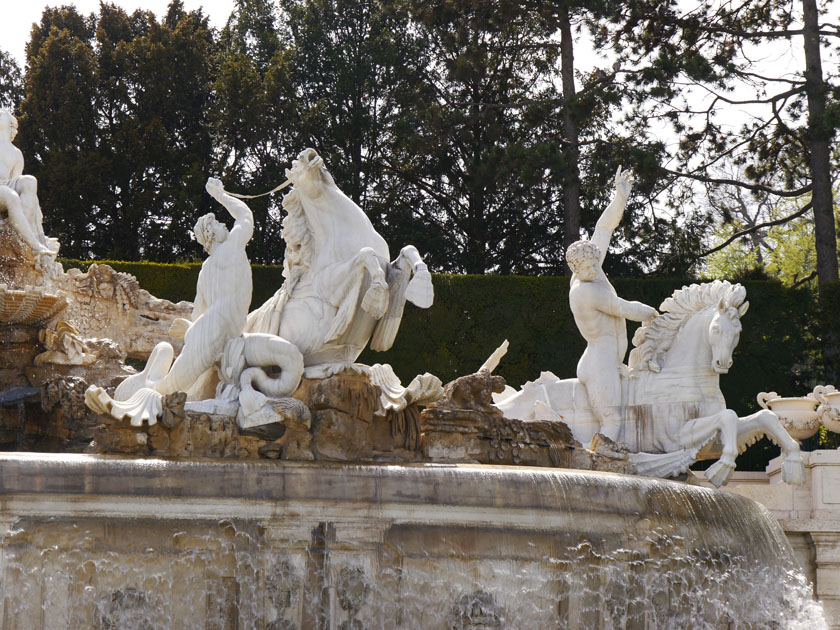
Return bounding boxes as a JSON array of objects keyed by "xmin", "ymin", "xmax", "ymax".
[
  {"xmin": 692, "ymin": 449, "xmax": 840, "ymax": 629},
  {"xmin": 0, "ymin": 454, "xmax": 825, "ymax": 630}
]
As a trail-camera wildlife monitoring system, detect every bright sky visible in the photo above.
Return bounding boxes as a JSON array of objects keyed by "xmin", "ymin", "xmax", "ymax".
[{"xmin": 1, "ymin": 1, "xmax": 238, "ymax": 66}]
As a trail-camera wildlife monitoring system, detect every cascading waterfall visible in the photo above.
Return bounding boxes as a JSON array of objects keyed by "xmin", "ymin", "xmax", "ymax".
[{"xmin": 0, "ymin": 456, "xmax": 827, "ymax": 629}]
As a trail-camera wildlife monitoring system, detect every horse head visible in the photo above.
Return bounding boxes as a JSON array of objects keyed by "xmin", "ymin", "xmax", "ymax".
[
  {"xmin": 708, "ymin": 290, "xmax": 748, "ymax": 373},
  {"xmin": 630, "ymin": 280, "xmax": 749, "ymax": 375},
  {"xmin": 285, "ymin": 148, "xmax": 333, "ymax": 200}
]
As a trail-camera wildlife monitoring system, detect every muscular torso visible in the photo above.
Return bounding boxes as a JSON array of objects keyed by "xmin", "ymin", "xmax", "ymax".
[
  {"xmin": 569, "ymin": 276, "xmax": 628, "ymax": 366},
  {"xmin": 0, "ymin": 141, "xmax": 23, "ymax": 181},
  {"xmin": 192, "ymin": 235, "xmax": 252, "ymax": 337}
]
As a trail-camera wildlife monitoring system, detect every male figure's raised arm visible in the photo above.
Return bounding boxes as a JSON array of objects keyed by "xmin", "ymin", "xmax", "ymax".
[
  {"xmin": 591, "ymin": 166, "xmax": 633, "ymax": 268},
  {"xmin": 205, "ymin": 177, "xmax": 254, "ymax": 244}
]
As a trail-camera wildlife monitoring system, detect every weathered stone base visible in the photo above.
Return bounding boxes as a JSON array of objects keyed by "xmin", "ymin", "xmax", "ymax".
[
  {"xmin": 419, "ymin": 370, "xmax": 627, "ymax": 472},
  {"xmin": 82, "ymin": 370, "xmax": 426, "ymax": 462},
  {"xmin": 0, "ymin": 454, "xmax": 822, "ymax": 630}
]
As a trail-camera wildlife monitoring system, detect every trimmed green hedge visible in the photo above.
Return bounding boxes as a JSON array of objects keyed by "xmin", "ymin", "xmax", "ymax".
[
  {"xmin": 63, "ymin": 258, "xmax": 822, "ymax": 415},
  {"xmin": 364, "ymin": 276, "xmax": 818, "ymax": 420}
]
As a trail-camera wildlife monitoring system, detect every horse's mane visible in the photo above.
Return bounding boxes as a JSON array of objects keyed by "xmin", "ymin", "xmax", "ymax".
[
  {"xmin": 629, "ymin": 280, "xmax": 746, "ymax": 373},
  {"xmin": 280, "ymin": 189, "xmax": 314, "ymax": 283}
]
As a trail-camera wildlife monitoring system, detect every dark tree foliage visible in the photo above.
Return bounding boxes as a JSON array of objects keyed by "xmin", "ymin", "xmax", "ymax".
[
  {"xmin": 212, "ymin": 0, "xmax": 297, "ymax": 263},
  {"xmin": 0, "ymin": 50, "xmax": 24, "ymax": 110},
  {"xmin": 278, "ymin": 0, "xmax": 424, "ymax": 255},
  {"xmin": 16, "ymin": 2, "xmax": 216, "ymax": 261},
  {"xmin": 13, "ymin": 0, "xmax": 825, "ymax": 278},
  {"xmin": 386, "ymin": 0, "xmax": 689, "ymax": 275},
  {"xmin": 213, "ymin": 0, "xmax": 418, "ymax": 264},
  {"xmin": 384, "ymin": 0, "xmax": 569, "ymax": 274},
  {"xmin": 19, "ymin": 12, "xmax": 103, "ymax": 257}
]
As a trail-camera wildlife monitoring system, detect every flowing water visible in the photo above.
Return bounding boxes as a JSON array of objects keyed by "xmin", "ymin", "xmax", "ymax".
[{"xmin": 0, "ymin": 457, "xmax": 827, "ymax": 629}]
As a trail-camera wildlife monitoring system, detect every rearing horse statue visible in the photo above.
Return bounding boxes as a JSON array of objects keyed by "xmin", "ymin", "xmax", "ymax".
[
  {"xmin": 246, "ymin": 148, "xmax": 433, "ymax": 378},
  {"xmin": 495, "ymin": 280, "xmax": 805, "ymax": 488}
]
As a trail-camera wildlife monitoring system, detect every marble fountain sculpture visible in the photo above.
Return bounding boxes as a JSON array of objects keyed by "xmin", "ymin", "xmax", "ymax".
[
  {"xmin": 495, "ymin": 169, "xmax": 805, "ymax": 489},
  {"xmin": 0, "ymin": 127, "xmax": 827, "ymax": 628}
]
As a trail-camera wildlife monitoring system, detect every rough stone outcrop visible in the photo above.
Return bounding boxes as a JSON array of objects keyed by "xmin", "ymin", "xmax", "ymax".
[{"xmin": 421, "ymin": 370, "xmax": 630, "ymax": 472}]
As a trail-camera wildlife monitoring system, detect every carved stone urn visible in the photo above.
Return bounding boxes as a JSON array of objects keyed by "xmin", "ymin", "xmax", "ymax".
[
  {"xmin": 811, "ymin": 385, "xmax": 840, "ymax": 434},
  {"xmin": 757, "ymin": 392, "xmax": 821, "ymax": 440}
]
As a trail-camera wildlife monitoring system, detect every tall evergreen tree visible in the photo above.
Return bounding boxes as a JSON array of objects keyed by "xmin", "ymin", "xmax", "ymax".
[
  {"xmin": 18, "ymin": 8, "xmax": 102, "ymax": 256},
  {"xmin": 16, "ymin": 2, "xmax": 216, "ymax": 261},
  {"xmin": 0, "ymin": 50, "xmax": 24, "ymax": 110},
  {"xmin": 213, "ymin": 0, "xmax": 297, "ymax": 263},
  {"xmin": 280, "ymin": 0, "xmax": 421, "ymax": 242},
  {"xmin": 385, "ymin": 0, "xmax": 573, "ymax": 273}
]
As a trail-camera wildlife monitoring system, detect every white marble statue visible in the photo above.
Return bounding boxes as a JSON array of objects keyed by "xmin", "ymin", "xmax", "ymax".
[
  {"xmin": 567, "ymin": 167, "xmax": 659, "ymax": 441},
  {"xmin": 86, "ymin": 178, "xmax": 304, "ymax": 425},
  {"xmin": 246, "ymin": 148, "xmax": 434, "ymax": 377},
  {"xmin": 0, "ymin": 109, "xmax": 59, "ymax": 262},
  {"xmin": 494, "ymin": 169, "xmax": 804, "ymax": 488}
]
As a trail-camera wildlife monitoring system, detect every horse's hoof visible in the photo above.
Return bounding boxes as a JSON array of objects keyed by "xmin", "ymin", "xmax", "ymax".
[
  {"xmin": 406, "ymin": 269, "xmax": 433, "ymax": 308},
  {"xmin": 782, "ymin": 454, "xmax": 806, "ymax": 486},
  {"xmin": 361, "ymin": 282, "xmax": 388, "ymax": 319},
  {"xmin": 705, "ymin": 459, "xmax": 735, "ymax": 488}
]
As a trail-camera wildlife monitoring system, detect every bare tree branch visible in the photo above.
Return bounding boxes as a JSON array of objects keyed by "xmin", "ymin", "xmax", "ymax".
[
  {"xmin": 792, "ymin": 270, "xmax": 817, "ymax": 288},
  {"xmin": 699, "ymin": 201, "xmax": 813, "ymax": 257},
  {"xmin": 660, "ymin": 167, "xmax": 812, "ymax": 197},
  {"xmin": 738, "ymin": 70, "xmax": 805, "ymax": 85}
]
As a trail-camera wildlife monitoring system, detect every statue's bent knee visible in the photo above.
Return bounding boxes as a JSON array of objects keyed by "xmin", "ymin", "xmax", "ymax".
[{"xmin": 18, "ymin": 175, "xmax": 38, "ymax": 194}]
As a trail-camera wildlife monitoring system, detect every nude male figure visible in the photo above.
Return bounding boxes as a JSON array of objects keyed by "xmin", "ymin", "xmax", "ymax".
[
  {"xmin": 566, "ymin": 167, "xmax": 658, "ymax": 443},
  {"xmin": 0, "ymin": 109, "xmax": 59, "ymax": 259},
  {"xmin": 116, "ymin": 177, "xmax": 254, "ymax": 400}
]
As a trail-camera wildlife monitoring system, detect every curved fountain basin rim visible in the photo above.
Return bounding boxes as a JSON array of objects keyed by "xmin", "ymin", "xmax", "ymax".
[{"xmin": 0, "ymin": 452, "xmax": 762, "ymax": 518}]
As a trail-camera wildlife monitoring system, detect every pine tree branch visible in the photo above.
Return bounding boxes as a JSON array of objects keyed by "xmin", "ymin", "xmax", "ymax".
[
  {"xmin": 738, "ymin": 70, "xmax": 805, "ymax": 85},
  {"xmin": 699, "ymin": 201, "xmax": 813, "ymax": 257},
  {"xmin": 687, "ymin": 84, "xmax": 804, "ymax": 107},
  {"xmin": 702, "ymin": 27, "xmax": 804, "ymax": 38}
]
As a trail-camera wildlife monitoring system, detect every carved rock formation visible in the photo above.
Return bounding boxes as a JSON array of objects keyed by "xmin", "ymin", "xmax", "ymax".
[
  {"xmin": 421, "ymin": 370, "xmax": 627, "ymax": 472},
  {"xmin": 53, "ymin": 263, "xmax": 192, "ymax": 360}
]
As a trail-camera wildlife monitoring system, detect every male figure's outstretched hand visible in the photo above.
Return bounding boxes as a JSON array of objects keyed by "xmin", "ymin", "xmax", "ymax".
[
  {"xmin": 205, "ymin": 177, "xmax": 225, "ymax": 201},
  {"xmin": 614, "ymin": 165, "xmax": 634, "ymax": 202}
]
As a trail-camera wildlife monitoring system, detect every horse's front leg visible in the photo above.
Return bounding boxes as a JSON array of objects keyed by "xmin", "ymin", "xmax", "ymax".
[
  {"xmin": 396, "ymin": 245, "xmax": 434, "ymax": 308},
  {"xmin": 358, "ymin": 246, "xmax": 389, "ymax": 319},
  {"xmin": 679, "ymin": 408, "xmax": 739, "ymax": 487},
  {"xmin": 736, "ymin": 409, "xmax": 804, "ymax": 485}
]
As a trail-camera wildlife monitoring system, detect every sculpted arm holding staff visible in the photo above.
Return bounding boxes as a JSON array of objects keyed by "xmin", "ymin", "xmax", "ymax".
[{"xmin": 566, "ymin": 167, "xmax": 658, "ymax": 443}]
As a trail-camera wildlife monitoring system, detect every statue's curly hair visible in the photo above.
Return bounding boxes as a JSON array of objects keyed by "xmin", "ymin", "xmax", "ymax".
[
  {"xmin": 564, "ymin": 240, "xmax": 600, "ymax": 273},
  {"xmin": 194, "ymin": 213, "xmax": 220, "ymax": 250}
]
